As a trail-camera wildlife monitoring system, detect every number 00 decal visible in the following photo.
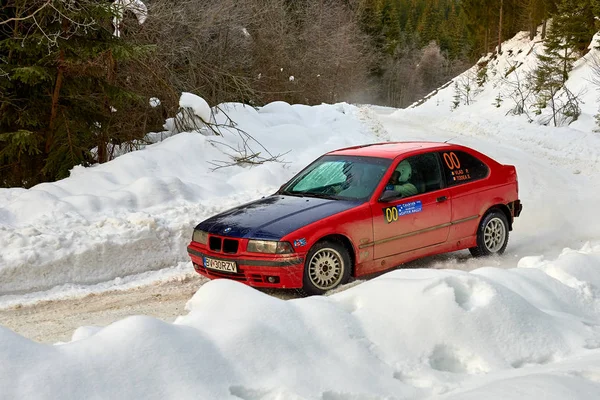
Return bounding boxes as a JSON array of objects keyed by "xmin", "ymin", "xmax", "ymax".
[
  {"xmin": 385, "ymin": 206, "xmax": 399, "ymax": 223},
  {"xmin": 443, "ymin": 152, "xmax": 461, "ymax": 170},
  {"xmin": 383, "ymin": 201, "xmax": 423, "ymax": 223}
]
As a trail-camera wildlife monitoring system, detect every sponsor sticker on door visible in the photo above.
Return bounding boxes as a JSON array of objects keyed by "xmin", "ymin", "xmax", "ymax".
[{"xmin": 383, "ymin": 200, "xmax": 423, "ymax": 223}]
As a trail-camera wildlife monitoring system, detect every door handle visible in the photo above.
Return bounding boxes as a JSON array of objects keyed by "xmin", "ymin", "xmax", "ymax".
[{"xmin": 436, "ymin": 196, "xmax": 448, "ymax": 203}]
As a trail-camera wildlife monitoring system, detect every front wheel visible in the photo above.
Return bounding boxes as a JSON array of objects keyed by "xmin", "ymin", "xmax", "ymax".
[
  {"xmin": 469, "ymin": 210, "xmax": 509, "ymax": 257},
  {"xmin": 301, "ymin": 240, "xmax": 351, "ymax": 296}
]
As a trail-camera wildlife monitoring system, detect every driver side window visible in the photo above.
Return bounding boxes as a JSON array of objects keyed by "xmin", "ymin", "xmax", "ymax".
[{"xmin": 385, "ymin": 153, "xmax": 443, "ymax": 198}]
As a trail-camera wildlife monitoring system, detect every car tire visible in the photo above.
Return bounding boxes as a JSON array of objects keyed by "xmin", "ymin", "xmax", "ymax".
[
  {"xmin": 299, "ymin": 240, "xmax": 351, "ymax": 296},
  {"xmin": 469, "ymin": 209, "xmax": 509, "ymax": 257}
]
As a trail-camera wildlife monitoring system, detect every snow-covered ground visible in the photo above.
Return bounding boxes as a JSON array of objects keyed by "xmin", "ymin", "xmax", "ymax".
[
  {"xmin": 2, "ymin": 30, "xmax": 600, "ymax": 399},
  {"xmin": 0, "ymin": 102, "xmax": 387, "ymax": 297}
]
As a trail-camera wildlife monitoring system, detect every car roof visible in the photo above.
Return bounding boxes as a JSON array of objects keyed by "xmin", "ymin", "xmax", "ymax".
[{"xmin": 327, "ymin": 141, "xmax": 455, "ymax": 159}]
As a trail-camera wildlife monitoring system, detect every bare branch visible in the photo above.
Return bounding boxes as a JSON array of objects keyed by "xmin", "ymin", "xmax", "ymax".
[
  {"xmin": 502, "ymin": 67, "xmax": 534, "ymax": 121},
  {"xmin": 0, "ymin": 0, "xmax": 52, "ymax": 26}
]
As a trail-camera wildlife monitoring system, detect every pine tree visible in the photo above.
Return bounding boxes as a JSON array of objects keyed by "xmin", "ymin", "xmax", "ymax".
[
  {"xmin": 460, "ymin": 0, "xmax": 494, "ymax": 55},
  {"xmin": 538, "ymin": 0, "xmax": 594, "ymax": 85},
  {"xmin": 380, "ymin": 0, "xmax": 401, "ymax": 54},
  {"xmin": 556, "ymin": 0, "xmax": 595, "ymax": 52},
  {"xmin": 0, "ymin": 1, "xmax": 155, "ymax": 187},
  {"xmin": 443, "ymin": 1, "xmax": 470, "ymax": 59},
  {"xmin": 532, "ymin": 0, "xmax": 592, "ymax": 125}
]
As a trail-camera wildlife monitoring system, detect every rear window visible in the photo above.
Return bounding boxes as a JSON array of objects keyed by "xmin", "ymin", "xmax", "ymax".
[{"xmin": 439, "ymin": 151, "xmax": 489, "ymax": 186}]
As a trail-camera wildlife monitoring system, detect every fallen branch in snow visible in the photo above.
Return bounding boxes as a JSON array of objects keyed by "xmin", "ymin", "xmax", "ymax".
[
  {"xmin": 170, "ymin": 93, "xmax": 287, "ymax": 170},
  {"xmin": 206, "ymin": 107, "xmax": 290, "ymax": 170},
  {"xmin": 173, "ymin": 107, "xmax": 213, "ymax": 135},
  {"xmin": 207, "ymin": 149, "xmax": 290, "ymax": 170},
  {"xmin": 172, "ymin": 92, "xmax": 214, "ymax": 133}
]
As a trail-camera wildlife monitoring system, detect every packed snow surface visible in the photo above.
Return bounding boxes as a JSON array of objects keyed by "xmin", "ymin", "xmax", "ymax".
[
  {"xmin": 4, "ymin": 248, "xmax": 600, "ymax": 399},
  {"xmin": 2, "ymin": 29, "xmax": 600, "ymax": 399}
]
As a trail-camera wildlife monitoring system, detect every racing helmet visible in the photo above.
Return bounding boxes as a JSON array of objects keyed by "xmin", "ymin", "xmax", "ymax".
[{"xmin": 397, "ymin": 160, "xmax": 412, "ymax": 182}]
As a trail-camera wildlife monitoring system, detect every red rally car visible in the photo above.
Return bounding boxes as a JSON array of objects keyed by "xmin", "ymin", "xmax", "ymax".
[{"xmin": 188, "ymin": 142, "xmax": 522, "ymax": 295}]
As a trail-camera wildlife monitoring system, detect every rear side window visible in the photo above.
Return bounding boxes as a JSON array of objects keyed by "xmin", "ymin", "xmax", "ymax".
[{"xmin": 439, "ymin": 151, "xmax": 489, "ymax": 186}]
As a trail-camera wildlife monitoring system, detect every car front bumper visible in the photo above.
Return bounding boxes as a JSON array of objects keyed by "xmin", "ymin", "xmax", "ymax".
[{"xmin": 187, "ymin": 244, "xmax": 305, "ymax": 289}]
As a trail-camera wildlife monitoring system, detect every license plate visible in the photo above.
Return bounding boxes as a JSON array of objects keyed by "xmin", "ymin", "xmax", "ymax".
[{"xmin": 204, "ymin": 257, "xmax": 237, "ymax": 273}]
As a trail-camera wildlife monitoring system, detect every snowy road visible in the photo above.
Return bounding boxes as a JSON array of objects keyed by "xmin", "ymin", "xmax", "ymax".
[{"xmin": 2, "ymin": 105, "xmax": 599, "ymax": 344}]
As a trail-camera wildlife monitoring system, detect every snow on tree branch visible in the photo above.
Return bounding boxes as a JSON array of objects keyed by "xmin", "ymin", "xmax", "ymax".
[{"xmin": 112, "ymin": 0, "xmax": 148, "ymax": 38}]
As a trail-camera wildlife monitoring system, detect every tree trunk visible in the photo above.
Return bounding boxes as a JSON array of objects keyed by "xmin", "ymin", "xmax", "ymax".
[
  {"xmin": 498, "ymin": 0, "xmax": 503, "ymax": 53},
  {"xmin": 98, "ymin": 51, "xmax": 117, "ymax": 164},
  {"xmin": 529, "ymin": 1, "xmax": 536, "ymax": 40},
  {"xmin": 541, "ymin": 19, "xmax": 547, "ymax": 39},
  {"xmin": 97, "ymin": 139, "xmax": 107, "ymax": 163},
  {"xmin": 47, "ymin": 49, "xmax": 65, "ymax": 153},
  {"xmin": 550, "ymin": 95, "xmax": 557, "ymax": 127},
  {"xmin": 48, "ymin": 18, "xmax": 70, "ymax": 154},
  {"xmin": 562, "ymin": 47, "xmax": 569, "ymax": 83},
  {"xmin": 484, "ymin": 27, "xmax": 489, "ymax": 55}
]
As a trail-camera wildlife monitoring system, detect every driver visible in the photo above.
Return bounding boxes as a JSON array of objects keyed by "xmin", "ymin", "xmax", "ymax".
[
  {"xmin": 386, "ymin": 171, "xmax": 400, "ymax": 190},
  {"xmin": 337, "ymin": 165, "xmax": 372, "ymax": 198},
  {"xmin": 390, "ymin": 160, "xmax": 418, "ymax": 197}
]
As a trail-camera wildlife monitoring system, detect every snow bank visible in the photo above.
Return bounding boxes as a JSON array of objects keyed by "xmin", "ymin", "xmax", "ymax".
[
  {"xmin": 0, "ymin": 102, "xmax": 380, "ymax": 295},
  {"xmin": 179, "ymin": 91, "xmax": 212, "ymax": 124},
  {"xmin": 3, "ymin": 245, "xmax": 600, "ymax": 399}
]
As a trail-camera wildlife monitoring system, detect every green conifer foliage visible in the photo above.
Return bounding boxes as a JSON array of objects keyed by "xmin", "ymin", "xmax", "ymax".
[
  {"xmin": 532, "ymin": 0, "xmax": 592, "ymax": 126},
  {"xmin": 536, "ymin": 0, "xmax": 595, "ymax": 86},
  {"xmin": 0, "ymin": 1, "xmax": 156, "ymax": 187},
  {"xmin": 543, "ymin": 0, "xmax": 593, "ymax": 56}
]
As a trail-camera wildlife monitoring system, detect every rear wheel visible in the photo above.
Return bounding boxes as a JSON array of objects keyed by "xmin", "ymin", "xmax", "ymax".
[
  {"xmin": 300, "ymin": 240, "xmax": 351, "ymax": 296},
  {"xmin": 469, "ymin": 210, "xmax": 509, "ymax": 257}
]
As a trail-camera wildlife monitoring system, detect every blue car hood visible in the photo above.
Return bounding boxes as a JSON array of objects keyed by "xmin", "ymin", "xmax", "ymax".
[{"xmin": 196, "ymin": 195, "xmax": 362, "ymax": 240}]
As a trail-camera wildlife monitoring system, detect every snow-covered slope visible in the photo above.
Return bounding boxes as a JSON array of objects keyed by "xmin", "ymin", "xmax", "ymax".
[
  {"xmin": 408, "ymin": 30, "xmax": 600, "ymax": 175},
  {"xmin": 0, "ymin": 103, "xmax": 386, "ymax": 295}
]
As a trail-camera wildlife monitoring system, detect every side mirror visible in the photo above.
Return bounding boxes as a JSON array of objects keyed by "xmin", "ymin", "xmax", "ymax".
[{"xmin": 379, "ymin": 190, "xmax": 399, "ymax": 203}]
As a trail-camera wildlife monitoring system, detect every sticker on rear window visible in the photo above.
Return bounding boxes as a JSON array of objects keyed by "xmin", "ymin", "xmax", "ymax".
[{"xmin": 383, "ymin": 200, "xmax": 422, "ymax": 223}]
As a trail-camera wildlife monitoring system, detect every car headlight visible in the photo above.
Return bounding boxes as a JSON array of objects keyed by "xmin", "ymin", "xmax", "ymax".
[
  {"xmin": 192, "ymin": 230, "xmax": 208, "ymax": 245},
  {"xmin": 247, "ymin": 240, "xmax": 293, "ymax": 254}
]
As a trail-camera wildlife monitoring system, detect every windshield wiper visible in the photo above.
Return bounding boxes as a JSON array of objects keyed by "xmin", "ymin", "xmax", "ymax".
[
  {"xmin": 301, "ymin": 192, "xmax": 338, "ymax": 200},
  {"xmin": 279, "ymin": 189, "xmax": 305, "ymax": 197}
]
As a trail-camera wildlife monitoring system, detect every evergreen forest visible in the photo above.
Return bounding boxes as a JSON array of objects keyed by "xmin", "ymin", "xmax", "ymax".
[{"xmin": 1, "ymin": 0, "xmax": 599, "ymax": 187}]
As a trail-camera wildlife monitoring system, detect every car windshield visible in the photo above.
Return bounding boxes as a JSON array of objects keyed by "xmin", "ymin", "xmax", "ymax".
[{"xmin": 279, "ymin": 155, "xmax": 391, "ymax": 200}]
